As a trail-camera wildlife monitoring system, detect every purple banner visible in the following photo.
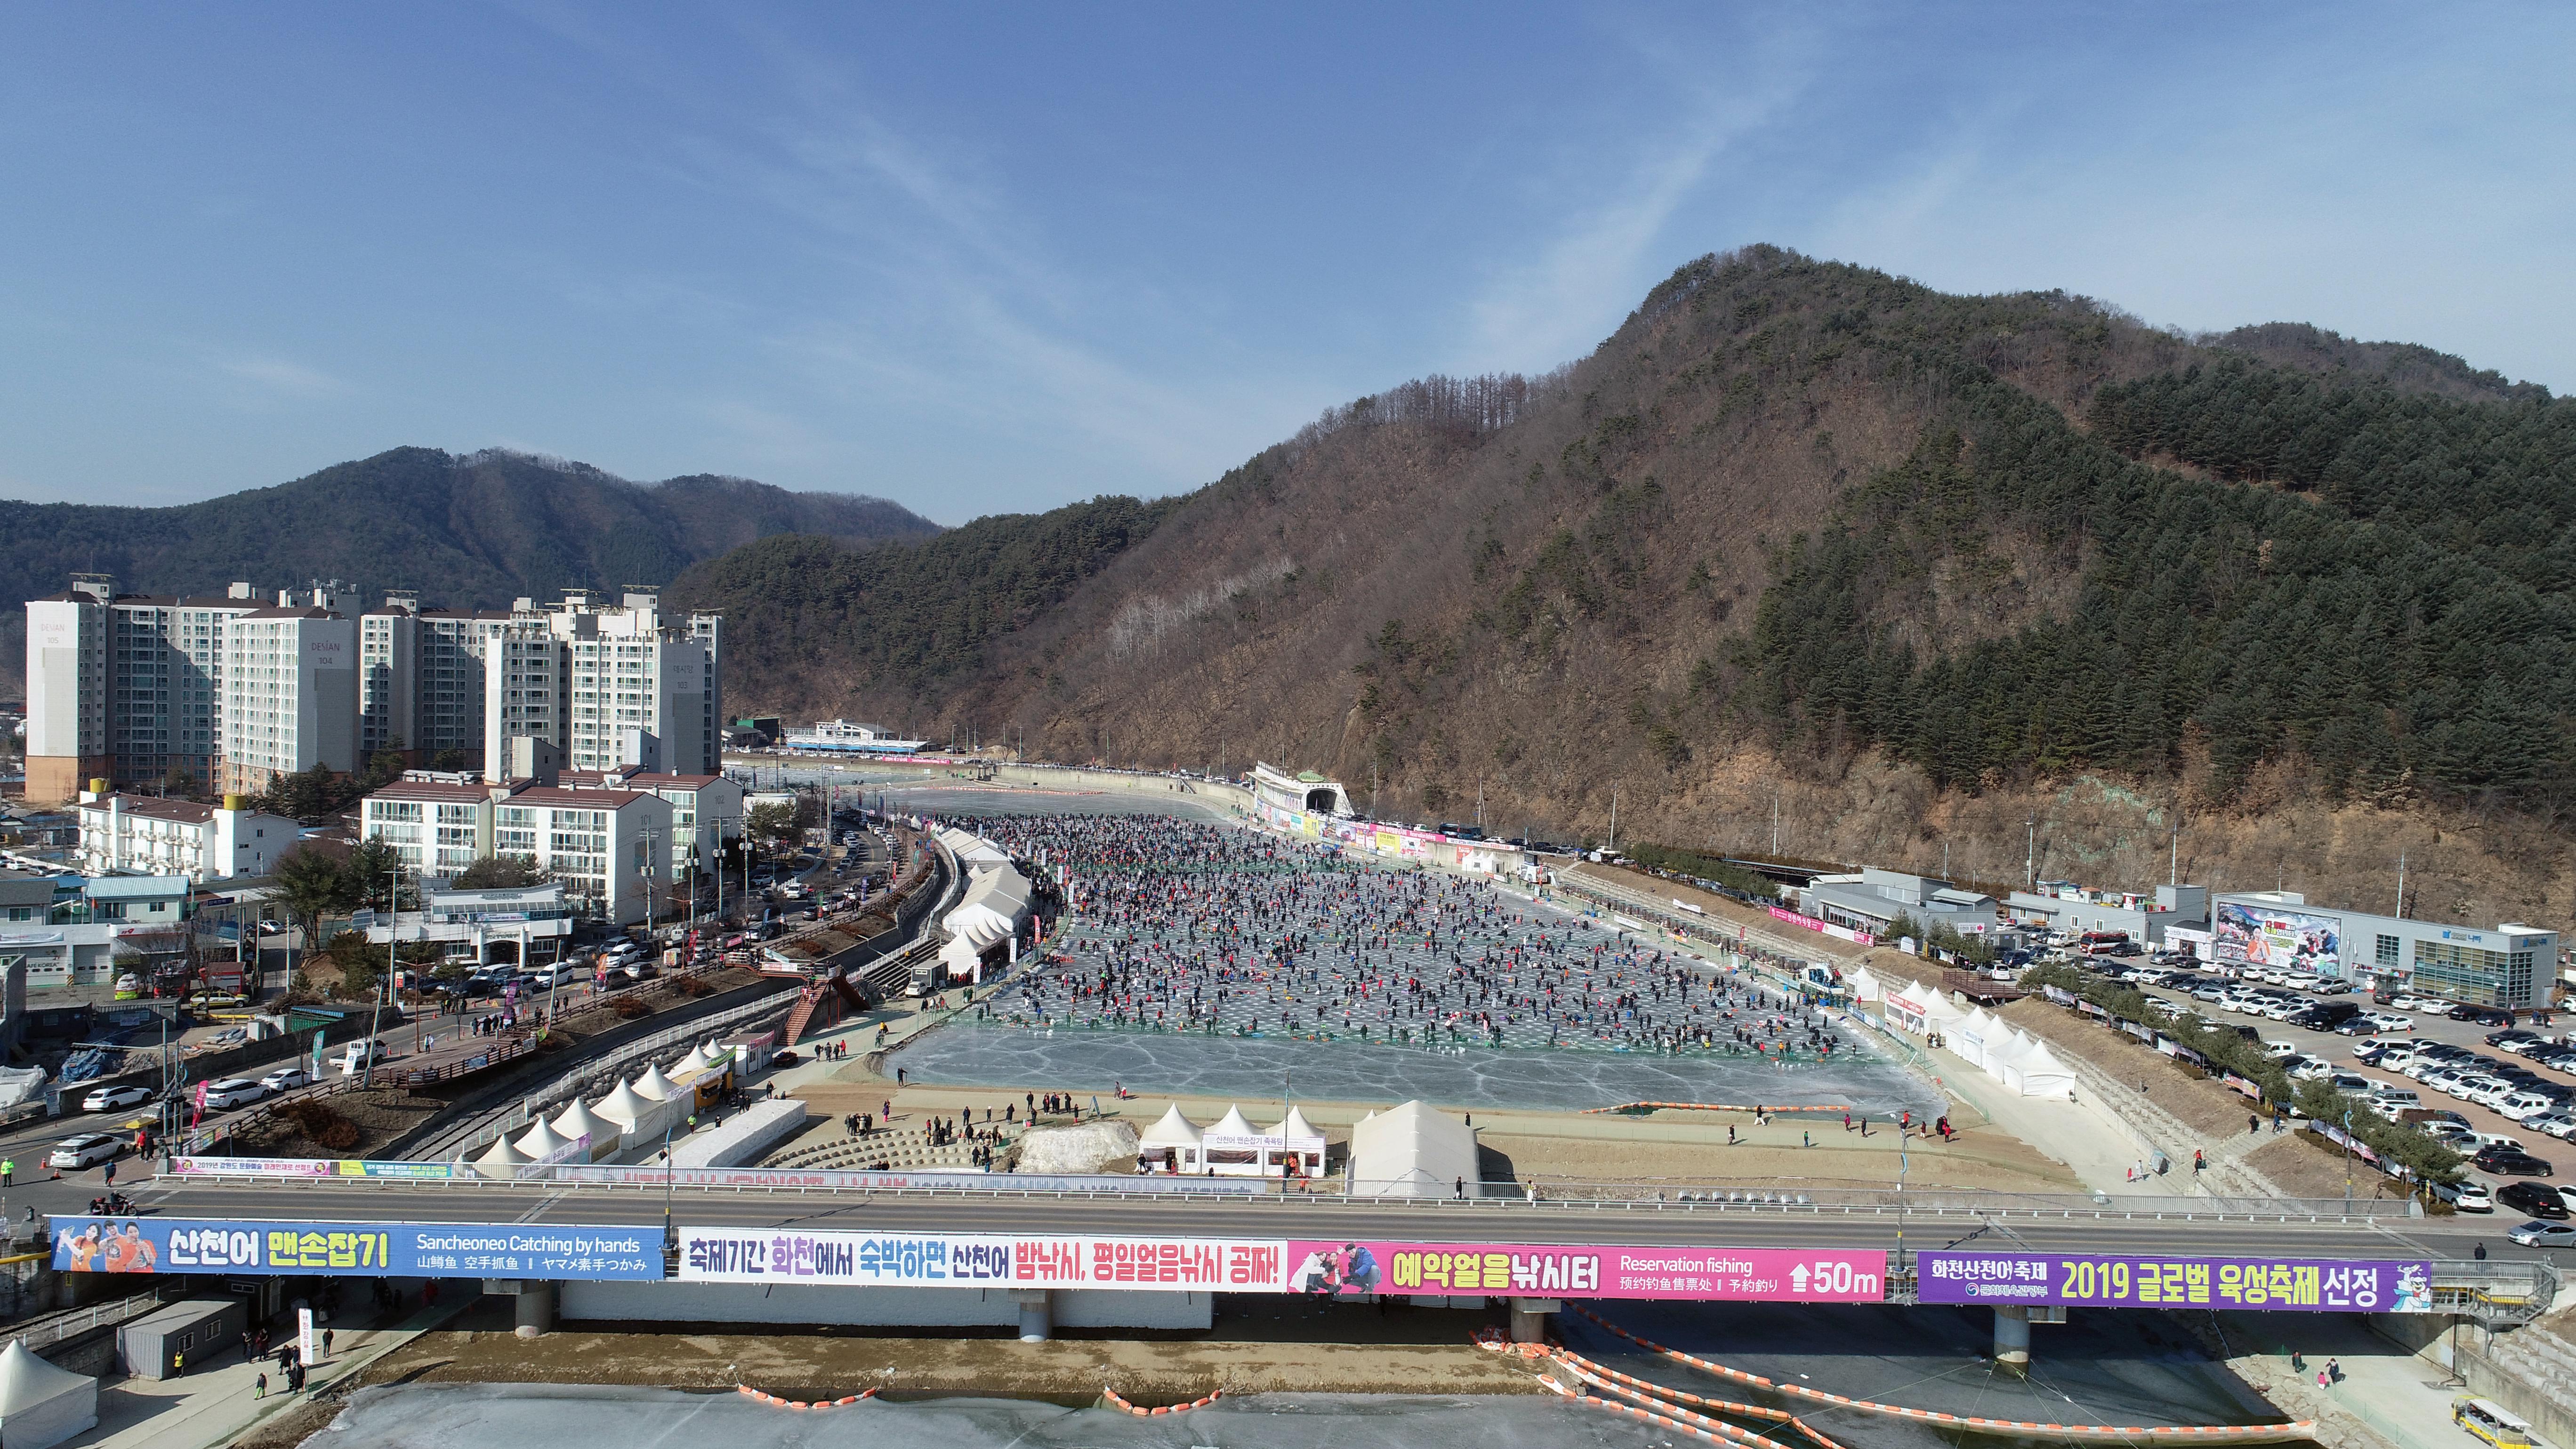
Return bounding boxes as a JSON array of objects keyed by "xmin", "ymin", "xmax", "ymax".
[{"xmin": 1917, "ymin": 1253, "xmax": 2433, "ymax": 1313}]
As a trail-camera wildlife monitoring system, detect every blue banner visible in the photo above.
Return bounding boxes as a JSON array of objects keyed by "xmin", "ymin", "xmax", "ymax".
[
  {"xmin": 1917, "ymin": 1252, "xmax": 2432, "ymax": 1312},
  {"xmin": 52, "ymin": 1217, "xmax": 664, "ymax": 1281}
]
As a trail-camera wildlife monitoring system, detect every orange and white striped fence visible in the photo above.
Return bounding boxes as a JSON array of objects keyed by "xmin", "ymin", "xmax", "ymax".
[
  {"xmin": 1566, "ymin": 1306, "xmax": 2317, "ymax": 1443},
  {"xmin": 1102, "ymin": 1385, "xmax": 1223, "ymax": 1416},
  {"xmin": 733, "ymin": 1385, "xmax": 880, "ymax": 1409}
]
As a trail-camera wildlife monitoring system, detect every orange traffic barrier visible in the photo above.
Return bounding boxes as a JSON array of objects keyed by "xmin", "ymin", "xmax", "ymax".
[
  {"xmin": 1102, "ymin": 1385, "xmax": 1222, "ymax": 1417},
  {"xmin": 733, "ymin": 1385, "xmax": 879, "ymax": 1409},
  {"xmin": 1581, "ymin": 1101, "xmax": 1849, "ymax": 1115}
]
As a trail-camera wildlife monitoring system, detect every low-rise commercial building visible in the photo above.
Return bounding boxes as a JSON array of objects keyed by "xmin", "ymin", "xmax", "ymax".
[
  {"xmin": 358, "ymin": 881, "xmax": 574, "ymax": 965},
  {"xmin": 1797, "ymin": 867, "xmax": 1999, "ymax": 938},
  {"xmin": 2214, "ymin": 890, "xmax": 2556, "ymax": 1009},
  {"xmin": 2004, "ymin": 880, "xmax": 2209, "ymax": 946}
]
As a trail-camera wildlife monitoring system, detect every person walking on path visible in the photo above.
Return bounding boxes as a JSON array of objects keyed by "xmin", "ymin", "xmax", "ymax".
[
  {"xmin": 2, "ymin": 1159, "xmax": 13, "ymax": 1187},
  {"xmin": 255, "ymin": 1373, "xmax": 267, "ymax": 1400}
]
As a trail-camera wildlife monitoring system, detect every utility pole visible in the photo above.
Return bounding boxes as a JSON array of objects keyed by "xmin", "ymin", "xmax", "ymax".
[
  {"xmin": 1770, "ymin": 793, "xmax": 1780, "ymax": 857},
  {"xmin": 1608, "ymin": 789, "xmax": 1618, "ymax": 853},
  {"xmin": 366, "ymin": 859, "xmax": 397, "ymax": 1089},
  {"xmin": 2395, "ymin": 850, "xmax": 2407, "ymax": 919},
  {"xmin": 2025, "ymin": 816, "xmax": 2036, "ymax": 889}
]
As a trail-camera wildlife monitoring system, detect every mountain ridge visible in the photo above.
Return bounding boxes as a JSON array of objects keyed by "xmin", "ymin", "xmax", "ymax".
[
  {"xmin": 0, "ymin": 446, "xmax": 939, "ymax": 686},
  {"xmin": 669, "ymin": 245, "xmax": 2575, "ymax": 930}
]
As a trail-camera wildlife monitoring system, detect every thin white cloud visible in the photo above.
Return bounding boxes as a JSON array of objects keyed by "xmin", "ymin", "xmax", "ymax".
[{"xmin": 216, "ymin": 354, "xmax": 349, "ymax": 401}]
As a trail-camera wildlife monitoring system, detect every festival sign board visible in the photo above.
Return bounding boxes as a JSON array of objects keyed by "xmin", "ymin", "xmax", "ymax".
[
  {"xmin": 1916, "ymin": 1252, "xmax": 2433, "ymax": 1312},
  {"xmin": 1285, "ymin": 1240, "xmax": 1890, "ymax": 1302},
  {"xmin": 52, "ymin": 1216, "xmax": 662, "ymax": 1280}
]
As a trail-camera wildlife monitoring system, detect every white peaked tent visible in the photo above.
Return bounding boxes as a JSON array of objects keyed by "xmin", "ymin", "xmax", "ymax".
[
  {"xmin": 0, "ymin": 1340, "xmax": 97, "ymax": 1449},
  {"xmin": 678, "ymin": 1043, "xmax": 716, "ymax": 1074},
  {"xmin": 1207, "ymin": 1105, "xmax": 1258, "ymax": 1139},
  {"xmin": 552, "ymin": 1100, "xmax": 613, "ymax": 1161},
  {"xmin": 1137, "ymin": 1104, "xmax": 1203, "ymax": 1172},
  {"xmin": 1998, "ymin": 1032, "xmax": 2076, "ymax": 1099},
  {"xmin": 1917, "ymin": 985, "xmax": 1970, "ymax": 1034},
  {"xmin": 633, "ymin": 1063, "xmax": 682, "ymax": 1101},
  {"xmin": 1983, "ymin": 1027, "xmax": 2038, "ymax": 1086},
  {"xmin": 513, "ymin": 1118, "xmax": 571, "ymax": 1161},
  {"xmin": 593, "ymin": 1079, "xmax": 653, "ymax": 1135},
  {"xmin": 1953, "ymin": 1007, "xmax": 1998, "ymax": 1070},
  {"xmin": 1849, "ymin": 967, "xmax": 1883, "ymax": 1002},
  {"xmin": 1274, "ymin": 1105, "xmax": 1321, "ymax": 1142},
  {"xmin": 472, "ymin": 1134, "xmax": 531, "ymax": 1180}
]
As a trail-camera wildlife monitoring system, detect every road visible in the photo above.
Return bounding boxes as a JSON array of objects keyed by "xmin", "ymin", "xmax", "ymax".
[{"xmin": 70, "ymin": 1175, "xmax": 2552, "ymax": 1267}]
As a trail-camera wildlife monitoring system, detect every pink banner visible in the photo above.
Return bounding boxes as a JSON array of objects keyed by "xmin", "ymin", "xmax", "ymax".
[
  {"xmin": 1286, "ymin": 1240, "xmax": 1888, "ymax": 1302},
  {"xmin": 1767, "ymin": 905, "xmax": 1875, "ymax": 947}
]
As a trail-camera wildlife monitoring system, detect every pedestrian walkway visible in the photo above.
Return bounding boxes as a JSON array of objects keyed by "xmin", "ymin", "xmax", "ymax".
[
  {"xmin": 2203, "ymin": 1311, "xmax": 2467, "ymax": 1449},
  {"xmin": 66, "ymin": 1288, "xmax": 471, "ymax": 1449}
]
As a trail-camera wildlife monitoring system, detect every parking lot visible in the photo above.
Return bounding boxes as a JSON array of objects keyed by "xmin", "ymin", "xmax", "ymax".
[{"xmin": 2100, "ymin": 958, "xmax": 2576, "ymax": 1227}]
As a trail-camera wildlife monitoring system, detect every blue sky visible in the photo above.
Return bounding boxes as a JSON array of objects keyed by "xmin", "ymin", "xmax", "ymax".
[{"xmin": 2, "ymin": 4, "xmax": 2568, "ymax": 520}]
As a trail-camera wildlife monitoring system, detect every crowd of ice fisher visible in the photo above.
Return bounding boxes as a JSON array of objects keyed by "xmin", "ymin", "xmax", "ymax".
[{"xmin": 958, "ymin": 813, "xmax": 1850, "ymax": 1059}]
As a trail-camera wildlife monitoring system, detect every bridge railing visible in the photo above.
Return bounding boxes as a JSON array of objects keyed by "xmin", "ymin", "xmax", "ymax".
[{"xmin": 156, "ymin": 1163, "xmax": 2420, "ymax": 1222}]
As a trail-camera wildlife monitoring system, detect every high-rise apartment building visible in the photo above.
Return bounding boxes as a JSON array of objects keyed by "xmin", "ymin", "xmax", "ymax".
[
  {"xmin": 482, "ymin": 590, "xmax": 721, "ymax": 782},
  {"xmin": 358, "ymin": 592, "xmax": 513, "ymax": 764},
  {"xmin": 217, "ymin": 605, "xmax": 359, "ymax": 793},
  {"xmin": 25, "ymin": 577, "xmax": 720, "ymax": 809},
  {"xmin": 22, "ymin": 576, "xmax": 295, "ymax": 801}
]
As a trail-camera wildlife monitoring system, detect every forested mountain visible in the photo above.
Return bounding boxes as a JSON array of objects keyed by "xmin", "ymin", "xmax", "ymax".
[
  {"xmin": 676, "ymin": 246, "xmax": 2575, "ymax": 927},
  {"xmin": 0, "ymin": 448, "xmax": 938, "ymax": 677}
]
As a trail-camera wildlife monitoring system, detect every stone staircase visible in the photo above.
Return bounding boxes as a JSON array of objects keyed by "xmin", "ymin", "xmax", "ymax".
[
  {"xmin": 2462, "ymin": 1318, "xmax": 2576, "ymax": 1447},
  {"xmin": 2051, "ymin": 1047, "xmax": 2291, "ymax": 1199},
  {"xmin": 769, "ymin": 1134, "xmax": 992, "ymax": 1174}
]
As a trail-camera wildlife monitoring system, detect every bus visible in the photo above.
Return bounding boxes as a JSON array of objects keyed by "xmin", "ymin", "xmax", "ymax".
[{"xmin": 2078, "ymin": 931, "xmax": 2133, "ymax": 956}]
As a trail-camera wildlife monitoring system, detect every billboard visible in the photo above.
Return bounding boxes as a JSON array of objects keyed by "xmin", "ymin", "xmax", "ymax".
[
  {"xmin": 52, "ymin": 1216, "xmax": 663, "ymax": 1280},
  {"xmin": 677, "ymin": 1229, "xmax": 1887, "ymax": 1303},
  {"xmin": 1917, "ymin": 1252, "xmax": 2431, "ymax": 1312},
  {"xmin": 678, "ymin": 1229, "xmax": 1287, "ymax": 1292},
  {"xmin": 1286, "ymin": 1241, "xmax": 1887, "ymax": 1302},
  {"xmin": 2215, "ymin": 901, "xmax": 2343, "ymax": 976}
]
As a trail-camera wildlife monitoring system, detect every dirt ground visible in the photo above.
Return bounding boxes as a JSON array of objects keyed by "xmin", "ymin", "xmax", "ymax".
[
  {"xmin": 1570, "ymin": 863, "xmax": 1868, "ymax": 963},
  {"xmin": 332, "ymin": 1295, "xmax": 1544, "ymax": 1407},
  {"xmin": 228, "ymin": 1087, "xmax": 443, "ymax": 1158},
  {"xmin": 1998, "ymin": 997, "xmax": 2261, "ymax": 1137},
  {"xmin": 2244, "ymin": 1131, "xmax": 2417, "ymax": 1202}
]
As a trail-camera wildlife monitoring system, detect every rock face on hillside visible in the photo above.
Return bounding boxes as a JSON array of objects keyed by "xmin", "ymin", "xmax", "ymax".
[{"xmin": 1012, "ymin": 1119, "xmax": 1139, "ymax": 1176}]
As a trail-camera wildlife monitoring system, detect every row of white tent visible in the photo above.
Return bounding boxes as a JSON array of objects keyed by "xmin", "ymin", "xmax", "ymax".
[
  {"xmin": 934, "ymin": 824, "xmax": 1034, "ymax": 984},
  {"xmin": 465, "ymin": 1042, "xmax": 735, "ymax": 1175},
  {"xmin": 1138, "ymin": 1103, "xmax": 1328, "ymax": 1175},
  {"xmin": 1849, "ymin": 967, "xmax": 2076, "ymax": 1100}
]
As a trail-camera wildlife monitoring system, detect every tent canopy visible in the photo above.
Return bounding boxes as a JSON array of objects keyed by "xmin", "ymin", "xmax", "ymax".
[
  {"xmin": 0, "ymin": 1339, "xmax": 97, "ymax": 1449},
  {"xmin": 1347, "ymin": 1099, "xmax": 1479, "ymax": 1199},
  {"xmin": 1207, "ymin": 1105, "xmax": 1258, "ymax": 1139},
  {"xmin": 633, "ymin": 1063, "xmax": 681, "ymax": 1101},
  {"xmin": 1138, "ymin": 1104, "xmax": 1202, "ymax": 1147}
]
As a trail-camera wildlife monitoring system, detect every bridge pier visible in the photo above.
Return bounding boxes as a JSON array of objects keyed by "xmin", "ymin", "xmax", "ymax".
[
  {"xmin": 1992, "ymin": 1305, "xmax": 2030, "ymax": 1375},
  {"xmin": 1014, "ymin": 1288, "xmax": 1053, "ymax": 1342},
  {"xmin": 487, "ymin": 1280, "xmax": 556, "ymax": 1338},
  {"xmin": 1509, "ymin": 1297, "xmax": 1561, "ymax": 1344}
]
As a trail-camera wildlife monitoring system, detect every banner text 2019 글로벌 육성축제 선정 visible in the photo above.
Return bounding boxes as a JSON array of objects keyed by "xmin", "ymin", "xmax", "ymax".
[
  {"xmin": 1916, "ymin": 1253, "xmax": 2433, "ymax": 1311},
  {"xmin": 52, "ymin": 1218, "xmax": 664, "ymax": 1280}
]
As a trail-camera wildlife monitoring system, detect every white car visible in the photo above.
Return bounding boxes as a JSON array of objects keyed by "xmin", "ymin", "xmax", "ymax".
[
  {"xmin": 258, "ymin": 1067, "xmax": 312, "ymax": 1093},
  {"xmin": 81, "ymin": 1084, "xmax": 153, "ymax": 1113},
  {"xmin": 2522, "ymin": 1112, "xmax": 2576, "ymax": 1141},
  {"xmin": 2453, "ymin": 1181, "xmax": 2495, "ymax": 1213},
  {"xmin": 2363, "ymin": 1012, "xmax": 2415, "ymax": 1032},
  {"xmin": 47, "ymin": 1134, "xmax": 122, "ymax": 1169},
  {"xmin": 2262, "ymin": 1039, "xmax": 2300, "ymax": 1060},
  {"xmin": 198, "ymin": 1078, "xmax": 269, "ymax": 1110}
]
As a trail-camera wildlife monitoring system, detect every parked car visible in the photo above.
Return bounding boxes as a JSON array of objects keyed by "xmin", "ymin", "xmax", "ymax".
[
  {"xmin": 47, "ymin": 1134, "xmax": 123, "ymax": 1169},
  {"xmin": 2522, "ymin": 1111, "xmax": 2576, "ymax": 1141},
  {"xmin": 2451, "ymin": 1181, "xmax": 2495, "ymax": 1213},
  {"xmin": 2497, "ymin": 1182, "xmax": 2569, "ymax": 1220},
  {"xmin": 2473, "ymin": 1144, "xmax": 2555, "ymax": 1177},
  {"xmin": 80, "ymin": 1084, "xmax": 153, "ymax": 1113},
  {"xmin": 2507, "ymin": 1219, "xmax": 2576, "ymax": 1248},
  {"xmin": 198, "ymin": 1078, "xmax": 269, "ymax": 1110}
]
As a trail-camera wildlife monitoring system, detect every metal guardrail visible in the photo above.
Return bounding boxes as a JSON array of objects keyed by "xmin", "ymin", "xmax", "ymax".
[
  {"xmin": 5, "ymin": 1284, "xmax": 177, "ymax": 1352},
  {"xmin": 164, "ymin": 1168, "xmax": 2420, "ymax": 1222}
]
